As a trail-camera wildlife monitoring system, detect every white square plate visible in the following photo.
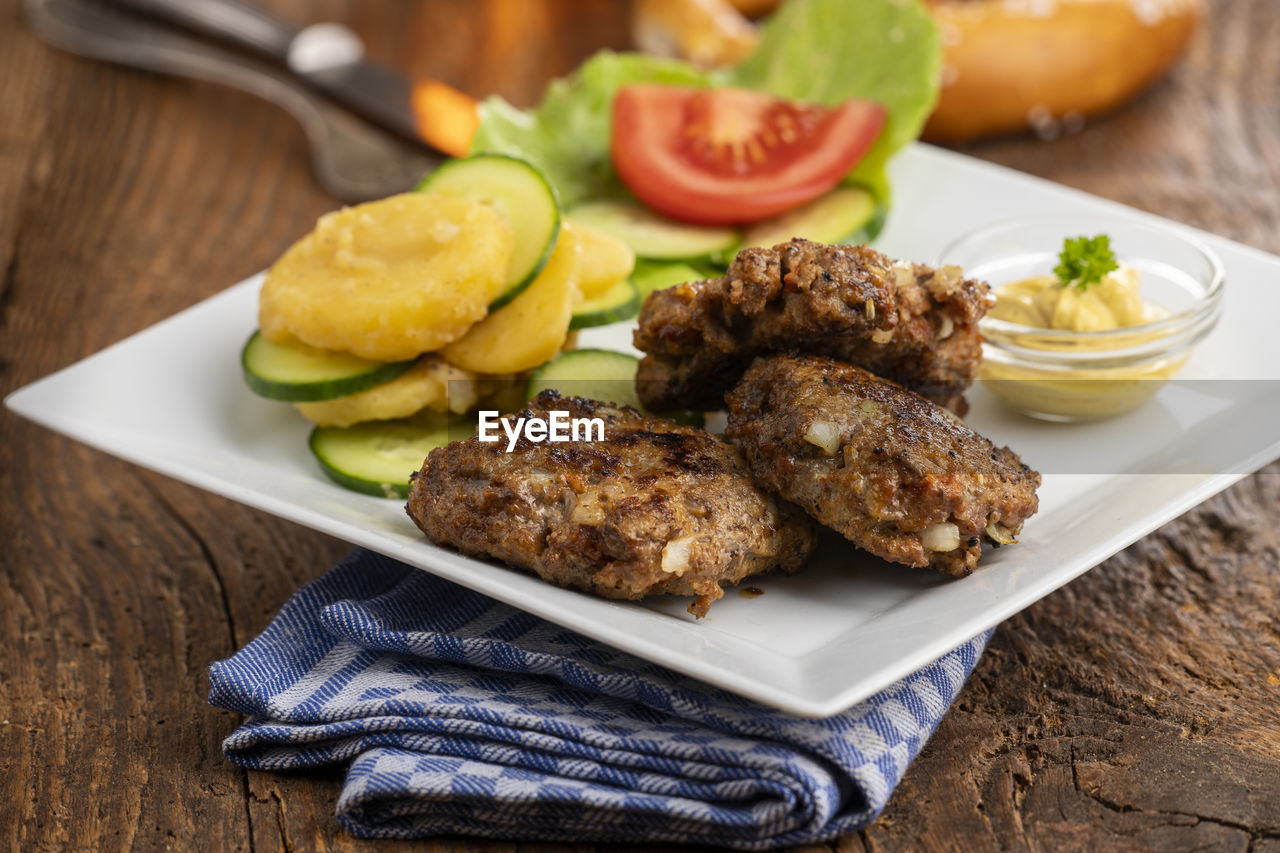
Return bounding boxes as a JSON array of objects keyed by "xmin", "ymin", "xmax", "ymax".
[{"xmin": 9, "ymin": 145, "xmax": 1280, "ymax": 717}]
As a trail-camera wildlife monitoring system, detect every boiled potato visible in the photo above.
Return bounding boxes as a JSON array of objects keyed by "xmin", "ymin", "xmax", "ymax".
[
  {"xmin": 260, "ymin": 193, "xmax": 512, "ymax": 361},
  {"xmin": 294, "ymin": 356, "xmax": 484, "ymax": 427},
  {"xmin": 442, "ymin": 226, "xmax": 582, "ymax": 373},
  {"xmin": 570, "ymin": 220, "xmax": 635, "ymax": 297}
]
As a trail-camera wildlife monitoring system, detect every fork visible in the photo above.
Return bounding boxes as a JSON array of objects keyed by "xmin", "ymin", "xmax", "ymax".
[{"xmin": 25, "ymin": 0, "xmax": 439, "ymax": 202}]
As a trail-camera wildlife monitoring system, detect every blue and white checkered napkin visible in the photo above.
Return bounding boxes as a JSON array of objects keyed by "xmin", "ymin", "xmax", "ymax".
[{"xmin": 209, "ymin": 549, "xmax": 990, "ymax": 849}]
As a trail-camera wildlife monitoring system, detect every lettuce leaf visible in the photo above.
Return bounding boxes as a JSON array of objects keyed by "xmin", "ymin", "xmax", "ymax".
[
  {"xmin": 469, "ymin": 0, "xmax": 940, "ymax": 208},
  {"xmin": 470, "ymin": 52, "xmax": 709, "ymax": 208},
  {"xmin": 728, "ymin": 0, "xmax": 940, "ymax": 203}
]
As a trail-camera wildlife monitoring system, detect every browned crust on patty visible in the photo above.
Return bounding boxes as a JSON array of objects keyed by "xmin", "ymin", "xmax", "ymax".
[
  {"xmin": 725, "ymin": 354, "xmax": 1040, "ymax": 576},
  {"xmin": 406, "ymin": 390, "xmax": 817, "ymax": 616},
  {"xmin": 634, "ymin": 239, "xmax": 993, "ymax": 414}
]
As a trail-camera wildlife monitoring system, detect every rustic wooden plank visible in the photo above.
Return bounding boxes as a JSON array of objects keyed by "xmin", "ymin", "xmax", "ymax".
[
  {"xmin": 0, "ymin": 5, "xmax": 52, "ymax": 319},
  {"xmin": 0, "ymin": 0, "xmax": 336, "ymax": 847},
  {"xmin": 866, "ymin": 470, "xmax": 1280, "ymax": 851}
]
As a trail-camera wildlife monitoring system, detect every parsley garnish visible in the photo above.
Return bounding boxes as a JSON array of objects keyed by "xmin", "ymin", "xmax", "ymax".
[{"xmin": 1054, "ymin": 234, "xmax": 1118, "ymax": 290}]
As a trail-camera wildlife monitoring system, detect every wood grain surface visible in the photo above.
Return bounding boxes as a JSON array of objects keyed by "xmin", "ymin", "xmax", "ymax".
[{"xmin": 2, "ymin": 1, "xmax": 1277, "ymax": 850}]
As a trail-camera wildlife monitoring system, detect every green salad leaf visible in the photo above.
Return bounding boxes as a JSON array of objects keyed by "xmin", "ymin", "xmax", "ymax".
[
  {"xmin": 728, "ymin": 0, "xmax": 940, "ymax": 203},
  {"xmin": 470, "ymin": 52, "xmax": 709, "ymax": 208},
  {"xmin": 469, "ymin": 0, "xmax": 940, "ymax": 210}
]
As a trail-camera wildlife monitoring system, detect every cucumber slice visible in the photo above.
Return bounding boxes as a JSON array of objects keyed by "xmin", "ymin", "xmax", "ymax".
[
  {"xmin": 853, "ymin": 202, "xmax": 889, "ymax": 244},
  {"xmin": 309, "ymin": 417, "xmax": 456, "ymax": 499},
  {"xmin": 418, "ymin": 154, "xmax": 561, "ymax": 310},
  {"xmin": 525, "ymin": 349, "xmax": 643, "ymax": 410},
  {"xmin": 569, "ymin": 279, "xmax": 640, "ymax": 330},
  {"xmin": 631, "ymin": 261, "xmax": 711, "ymax": 302},
  {"xmin": 241, "ymin": 332, "xmax": 415, "ymax": 403},
  {"xmin": 567, "ymin": 200, "xmax": 739, "ymax": 261},
  {"xmin": 741, "ymin": 186, "xmax": 877, "ymax": 250}
]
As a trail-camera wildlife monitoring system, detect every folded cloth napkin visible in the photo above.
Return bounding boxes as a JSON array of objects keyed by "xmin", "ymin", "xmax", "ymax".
[{"xmin": 210, "ymin": 549, "xmax": 991, "ymax": 849}]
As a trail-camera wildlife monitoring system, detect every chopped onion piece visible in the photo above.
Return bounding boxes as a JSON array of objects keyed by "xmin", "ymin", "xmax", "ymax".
[
  {"xmin": 891, "ymin": 263, "xmax": 916, "ymax": 290},
  {"xmin": 920, "ymin": 522, "xmax": 961, "ymax": 552},
  {"xmin": 985, "ymin": 522, "xmax": 1019, "ymax": 545},
  {"xmin": 570, "ymin": 492, "xmax": 604, "ymax": 524},
  {"xmin": 803, "ymin": 420, "xmax": 841, "ymax": 456},
  {"xmin": 936, "ymin": 314, "xmax": 954, "ymax": 340},
  {"xmin": 871, "ymin": 328, "xmax": 893, "ymax": 344},
  {"xmin": 661, "ymin": 535, "xmax": 695, "ymax": 576},
  {"xmin": 927, "ymin": 264, "xmax": 963, "ymax": 298}
]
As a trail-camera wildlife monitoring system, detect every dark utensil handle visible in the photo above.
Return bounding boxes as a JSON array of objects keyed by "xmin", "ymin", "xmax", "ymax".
[{"xmin": 111, "ymin": 0, "xmax": 297, "ymax": 59}]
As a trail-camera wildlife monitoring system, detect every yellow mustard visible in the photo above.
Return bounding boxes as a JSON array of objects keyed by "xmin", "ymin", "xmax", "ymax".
[
  {"xmin": 988, "ymin": 265, "xmax": 1157, "ymax": 330},
  {"xmin": 980, "ymin": 265, "xmax": 1185, "ymax": 420}
]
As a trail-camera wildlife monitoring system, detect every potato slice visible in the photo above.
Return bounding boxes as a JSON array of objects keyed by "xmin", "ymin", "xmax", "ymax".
[
  {"xmin": 294, "ymin": 356, "xmax": 485, "ymax": 427},
  {"xmin": 259, "ymin": 193, "xmax": 512, "ymax": 361},
  {"xmin": 442, "ymin": 226, "xmax": 582, "ymax": 374},
  {"xmin": 571, "ymin": 219, "xmax": 635, "ymax": 298}
]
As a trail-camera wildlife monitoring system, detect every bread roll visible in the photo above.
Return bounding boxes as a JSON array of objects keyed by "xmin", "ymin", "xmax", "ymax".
[{"xmin": 923, "ymin": 0, "xmax": 1203, "ymax": 143}]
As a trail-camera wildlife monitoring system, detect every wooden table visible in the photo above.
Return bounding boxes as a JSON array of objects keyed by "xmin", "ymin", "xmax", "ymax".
[{"xmin": 3, "ymin": 1, "xmax": 1278, "ymax": 849}]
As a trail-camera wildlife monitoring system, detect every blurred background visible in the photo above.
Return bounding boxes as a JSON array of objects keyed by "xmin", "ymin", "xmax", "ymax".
[{"xmin": 8, "ymin": 0, "xmax": 1276, "ymax": 253}]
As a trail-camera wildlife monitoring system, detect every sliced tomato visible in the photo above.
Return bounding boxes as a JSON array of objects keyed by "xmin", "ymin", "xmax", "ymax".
[{"xmin": 611, "ymin": 84, "xmax": 886, "ymax": 226}]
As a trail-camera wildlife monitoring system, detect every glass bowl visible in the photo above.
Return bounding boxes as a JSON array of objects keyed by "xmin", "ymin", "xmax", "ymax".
[{"xmin": 938, "ymin": 215, "xmax": 1225, "ymax": 421}]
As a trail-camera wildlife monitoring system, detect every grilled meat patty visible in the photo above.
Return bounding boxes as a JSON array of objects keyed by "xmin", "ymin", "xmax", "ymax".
[
  {"xmin": 406, "ymin": 390, "xmax": 817, "ymax": 617},
  {"xmin": 725, "ymin": 354, "xmax": 1040, "ymax": 576},
  {"xmin": 634, "ymin": 238, "xmax": 993, "ymax": 414}
]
